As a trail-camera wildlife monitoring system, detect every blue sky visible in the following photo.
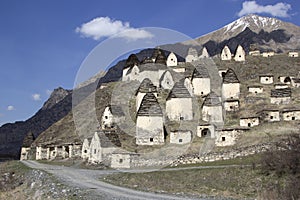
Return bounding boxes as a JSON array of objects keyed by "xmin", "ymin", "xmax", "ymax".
[{"xmin": 0, "ymin": 0, "xmax": 299, "ymax": 126}]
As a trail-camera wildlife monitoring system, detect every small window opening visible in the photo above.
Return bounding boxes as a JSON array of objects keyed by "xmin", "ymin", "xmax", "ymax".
[
  {"xmin": 270, "ymin": 116, "xmax": 274, "ymax": 120},
  {"xmin": 179, "ymin": 139, "xmax": 183, "ymax": 143},
  {"xmin": 180, "ymin": 116, "xmax": 184, "ymax": 120},
  {"xmin": 94, "ymin": 149, "xmax": 97, "ymax": 154},
  {"xmin": 84, "ymin": 150, "xmax": 87, "ymax": 154},
  {"xmin": 292, "ymin": 117, "xmax": 296, "ymax": 120},
  {"xmin": 248, "ymin": 123, "xmax": 251, "ymax": 127},
  {"xmin": 119, "ymin": 159, "xmax": 123, "ymax": 163},
  {"xmin": 222, "ymin": 137, "xmax": 226, "ymax": 141},
  {"xmin": 150, "ymin": 138, "xmax": 153, "ymax": 142}
]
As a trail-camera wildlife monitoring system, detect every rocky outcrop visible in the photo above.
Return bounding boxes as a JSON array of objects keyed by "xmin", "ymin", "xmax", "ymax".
[{"xmin": 42, "ymin": 87, "xmax": 72, "ymax": 110}]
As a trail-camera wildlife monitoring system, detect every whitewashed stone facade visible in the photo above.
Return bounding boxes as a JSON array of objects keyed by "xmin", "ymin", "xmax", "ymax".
[
  {"xmin": 279, "ymin": 76, "xmax": 291, "ymax": 84},
  {"xmin": 249, "ymin": 50, "xmax": 260, "ymax": 56},
  {"xmin": 248, "ymin": 86, "xmax": 263, "ymax": 94},
  {"xmin": 166, "ymin": 52, "xmax": 178, "ymax": 67},
  {"xmin": 36, "ymin": 146, "xmax": 48, "ymax": 160},
  {"xmin": 192, "ymin": 66, "xmax": 210, "ymax": 96},
  {"xmin": 89, "ymin": 133, "xmax": 102, "ymax": 163},
  {"xmin": 122, "ymin": 54, "xmax": 140, "ymax": 81},
  {"xmin": 197, "ymin": 124, "xmax": 215, "ymax": 138},
  {"xmin": 218, "ymin": 69, "xmax": 227, "ymax": 78},
  {"xmin": 234, "ymin": 45, "xmax": 246, "ymax": 62},
  {"xmin": 262, "ymin": 52, "xmax": 275, "ymax": 57},
  {"xmin": 166, "ymin": 80, "xmax": 193, "ymax": 121},
  {"xmin": 270, "ymin": 88, "xmax": 291, "ymax": 104},
  {"xmin": 101, "ymin": 105, "xmax": 125, "ymax": 129},
  {"xmin": 170, "ymin": 130, "xmax": 192, "ymax": 144},
  {"xmin": 282, "ymin": 109, "xmax": 300, "ymax": 121},
  {"xmin": 20, "ymin": 147, "xmax": 31, "ymax": 161},
  {"xmin": 240, "ymin": 117, "xmax": 259, "ymax": 127},
  {"xmin": 260, "ymin": 75, "xmax": 274, "ymax": 84},
  {"xmin": 199, "ymin": 47, "xmax": 209, "ymax": 58},
  {"xmin": 160, "ymin": 70, "xmax": 175, "ymax": 90},
  {"xmin": 136, "ymin": 92, "xmax": 164, "ymax": 145},
  {"xmin": 274, "ymin": 83, "xmax": 288, "ymax": 89},
  {"xmin": 259, "ymin": 110, "xmax": 280, "ymax": 122},
  {"xmin": 222, "ymin": 68, "xmax": 240, "ymax": 100},
  {"xmin": 81, "ymin": 138, "xmax": 91, "ymax": 160},
  {"xmin": 288, "ymin": 52, "xmax": 299, "ymax": 57},
  {"xmin": 110, "ymin": 153, "xmax": 132, "ymax": 169},
  {"xmin": 221, "ymin": 46, "xmax": 232, "ymax": 61},
  {"xmin": 215, "ymin": 128, "xmax": 249, "ymax": 146},
  {"xmin": 184, "ymin": 78, "xmax": 193, "ymax": 96},
  {"xmin": 224, "ymin": 100, "xmax": 239, "ymax": 112},
  {"xmin": 88, "ymin": 131, "xmax": 118, "ymax": 164},
  {"xmin": 202, "ymin": 92, "xmax": 223, "ymax": 124}
]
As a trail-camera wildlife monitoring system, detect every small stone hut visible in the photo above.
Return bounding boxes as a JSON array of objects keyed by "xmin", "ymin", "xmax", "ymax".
[
  {"xmin": 221, "ymin": 46, "xmax": 232, "ymax": 61},
  {"xmin": 166, "ymin": 79, "xmax": 193, "ymax": 121},
  {"xmin": 202, "ymin": 92, "xmax": 223, "ymax": 124},
  {"xmin": 191, "ymin": 65, "xmax": 210, "ymax": 96},
  {"xmin": 234, "ymin": 45, "xmax": 246, "ymax": 62},
  {"xmin": 136, "ymin": 92, "xmax": 164, "ymax": 145},
  {"xmin": 222, "ymin": 68, "xmax": 240, "ymax": 100},
  {"xmin": 270, "ymin": 88, "xmax": 291, "ymax": 104},
  {"xmin": 166, "ymin": 52, "xmax": 178, "ymax": 67}
]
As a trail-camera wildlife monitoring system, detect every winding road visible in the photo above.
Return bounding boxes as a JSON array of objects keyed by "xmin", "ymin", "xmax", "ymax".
[{"xmin": 22, "ymin": 160, "xmax": 238, "ymax": 200}]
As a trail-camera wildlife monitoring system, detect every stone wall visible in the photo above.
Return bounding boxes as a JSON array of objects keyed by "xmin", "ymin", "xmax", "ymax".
[{"xmin": 170, "ymin": 143, "xmax": 272, "ymax": 166}]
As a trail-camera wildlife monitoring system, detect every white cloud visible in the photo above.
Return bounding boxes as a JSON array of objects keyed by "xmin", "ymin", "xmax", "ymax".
[
  {"xmin": 7, "ymin": 105, "xmax": 15, "ymax": 111},
  {"xmin": 238, "ymin": 1, "xmax": 292, "ymax": 18},
  {"xmin": 75, "ymin": 16, "xmax": 153, "ymax": 41},
  {"xmin": 32, "ymin": 93, "xmax": 41, "ymax": 101}
]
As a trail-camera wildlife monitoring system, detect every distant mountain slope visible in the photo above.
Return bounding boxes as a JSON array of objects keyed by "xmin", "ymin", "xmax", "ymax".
[{"xmin": 182, "ymin": 14, "xmax": 300, "ymax": 55}]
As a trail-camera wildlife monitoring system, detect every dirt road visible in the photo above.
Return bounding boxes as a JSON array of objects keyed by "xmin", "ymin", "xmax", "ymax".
[{"xmin": 22, "ymin": 160, "xmax": 212, "ymax": 200}]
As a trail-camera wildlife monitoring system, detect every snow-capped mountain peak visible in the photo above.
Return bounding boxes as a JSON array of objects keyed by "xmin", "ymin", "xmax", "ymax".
[{"xmin": 224, "ymin": 14, "xmax": 282, "ymax": 34}]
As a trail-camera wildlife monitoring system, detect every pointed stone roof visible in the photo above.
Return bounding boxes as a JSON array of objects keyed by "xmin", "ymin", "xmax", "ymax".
[
  {"xmin": 223, "ymin": 68, "xmax": 239, "ymax": 83},
  {"xmin": 108, "ymin": 105, "xmax": 125, "ymax": 117},
  {"xmin": 167, "ymin": 79, "xmax": 192, "ymax": 99},
  {"xmin": 137, "ymin": 92, "xmax": 163, "ymax": 116},
  {"xmin": 203, "ymin": 92, "xmax": 221, "ymax": 106},
  {"xmin": 96, "ymin": 130, "xmax": 121, "ymax": 148},
  {"xmin": 151, "ymin": 48, "xmax": 164, "ymax": 60},
  {"xmin": 155, "ymin": 53, "xmax": 167, "ymax": 65},
  {"xmin": 192, "ymin": 65, "xmax": 210, "ymax": 79},
  {"xmin": 136, "ymin": 78, "xmax": 157, "ymax": 94},
  {"xmin": 187, "ymin": 47, "xmax": 198, "ymax": 57},
  {"xmin": 22, "ymin": 131, "xmax": 35, "ymax": 148},
  {"xmin": 292, "ymin": 77, "xmax": 300, "ymax": 83},
  {"xmin": 271, "ymin": 88, "xmax": 291, "ymax": 97},
  {"xmin": 124, "ymin": 54, "xmax": 140, "ymax": 69}
]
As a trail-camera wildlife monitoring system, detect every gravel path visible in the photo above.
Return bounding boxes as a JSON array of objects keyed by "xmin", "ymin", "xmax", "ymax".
[{"xmin": 22, "ymin": 160, "xmax": 214, "ymax": 200}]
